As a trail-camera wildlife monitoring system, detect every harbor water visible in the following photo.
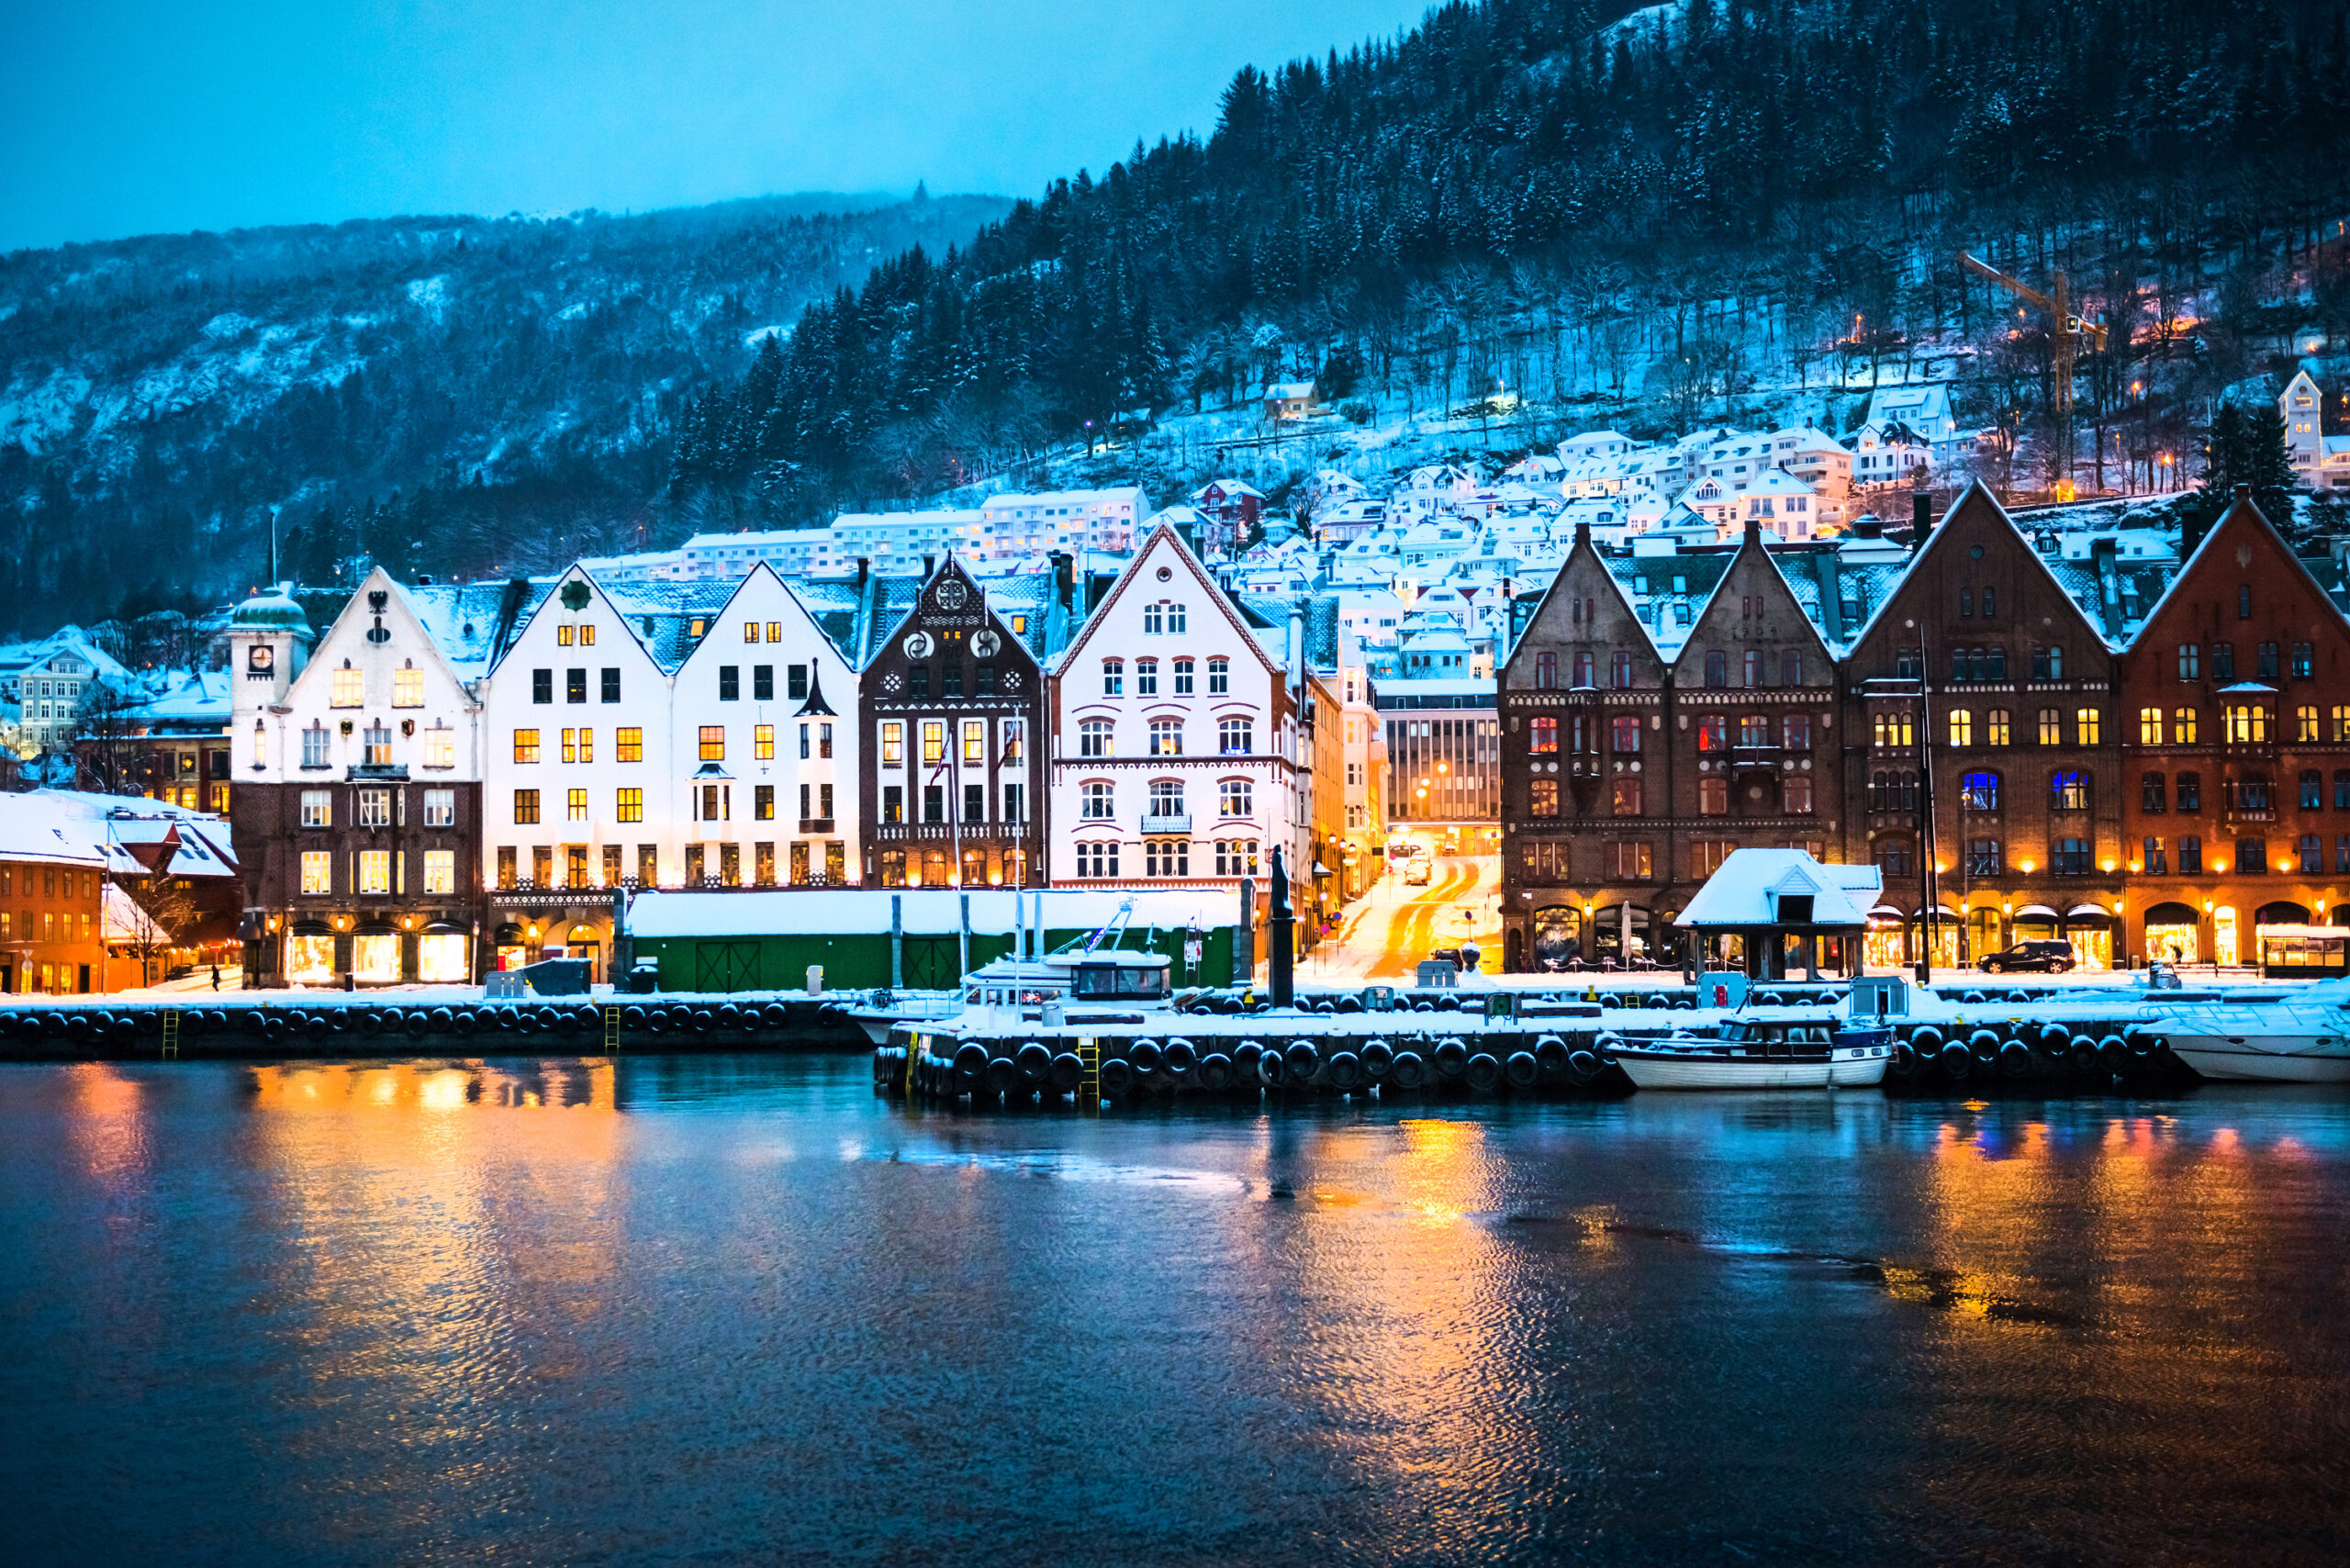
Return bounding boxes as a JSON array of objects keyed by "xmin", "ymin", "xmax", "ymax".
[{"xmin": 3, "ymin": 1057, "xmax": 2345, "ymax": 1564}]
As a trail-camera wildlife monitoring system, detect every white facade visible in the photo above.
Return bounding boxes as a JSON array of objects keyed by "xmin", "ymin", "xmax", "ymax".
[
  {"xmin": 479, "ymin": 564, "xmax": 857, "ymax": 895},
  {"xmin": 1, "ymin": 628, "xmax": 132, "ymax": 754},
  {"xmin": 1047, "ymin": 526, "xmax": 1304, "ymax": 891},
  {"xmin": 2281, "ymin": 369, "xmax": 2350, "ymax": 490}
]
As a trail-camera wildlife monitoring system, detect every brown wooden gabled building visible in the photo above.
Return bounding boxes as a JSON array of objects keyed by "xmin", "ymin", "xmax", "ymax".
[
  {"xmin": 1500, "ymin": 518, "xmax": 1841, "ymax": 972},
  {"xmin": 2118, "ymin": 490, "xmax": 2350, "ymax": 969},
  {"xmin": 1837, "ymin": 484, "xmax": 2125, "ymax": 969},
  {"xmin": 858, "ymin": 557, "xmax": 1048, "ymax": 889}
]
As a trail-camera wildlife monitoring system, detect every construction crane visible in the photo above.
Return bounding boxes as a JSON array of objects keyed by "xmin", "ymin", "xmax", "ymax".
[{"xmin": 1960, "ymin": 252, "xmax": 2108, "ymax": 498}]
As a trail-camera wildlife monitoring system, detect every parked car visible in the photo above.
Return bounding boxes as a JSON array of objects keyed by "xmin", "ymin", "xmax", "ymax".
[
  {"xmin": 1403, "ymin": 858, "xmax": 1433, "ymax": 887},
  {"xmin": 1981, "ymin": 939, "xmax": 2076, "ymax": 974}
]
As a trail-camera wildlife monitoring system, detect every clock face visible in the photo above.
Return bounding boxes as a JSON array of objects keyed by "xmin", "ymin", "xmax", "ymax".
[
  {"xmin": 903, "ymin": 631, "xmax": 934, "ymax": 660},
  {"xmin": 934, "ymin": 578, "xmax": 969, "ymax": 611},
  {"xmin": 971, "ymin": 629, "xmax": 1001, "ymax": 659},
  {"xmin": 248, "ymin": 645, "xmax": 274, "ymax": 671}
]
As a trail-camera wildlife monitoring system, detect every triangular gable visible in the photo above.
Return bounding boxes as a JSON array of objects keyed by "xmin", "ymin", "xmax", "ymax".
[
  {"xmin": 287, "ymin": 566, "xmax": 480, "ymax": 708},
  {"xmin": 670, "ymin": 560, "xmax": 849, "ymax": 685},
  {"xmin": 1668, "ymin": 521, "xmax": 1836, "ymax": 679},
  {"xmin": 2128, "ymin": 492, "xmax": 2350, "ymax": 649},
  {"xmin": 1055, "ymin": 522, "xmax": 1287, "ymax": 681},
  {"xmin": 1842, "ymin": 479, "xmax": 2104, "ymax": 655},
  {"xmin": 486, "ymin": 564, "xmax": 675, "ymax": 681},
  {"xmin": 1500, "ymin": 524, "xmax": 1662, "ymax": 685},
  {"xmin": 866, "ymin": 554, "xmax": 1038, "ymax": 676}
]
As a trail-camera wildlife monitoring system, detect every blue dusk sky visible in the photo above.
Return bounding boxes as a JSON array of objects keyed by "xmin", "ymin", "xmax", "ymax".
[{"xmin": 0, "ymin": 1, "xmax": 1436, "ymax": 251}]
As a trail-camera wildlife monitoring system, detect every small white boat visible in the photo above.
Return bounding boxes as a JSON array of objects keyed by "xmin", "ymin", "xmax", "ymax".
[
  {"xmin": 2151, "ymin": 981, "xmax": 2350, "ymax": 1082},
  {"xmin": 848, "ymin": 901, "xmax": 1176, "ymax": 1042},
  {"xmin": 1609, "ymin": 1010, "xmax": 1895, "ymax": 1090}
]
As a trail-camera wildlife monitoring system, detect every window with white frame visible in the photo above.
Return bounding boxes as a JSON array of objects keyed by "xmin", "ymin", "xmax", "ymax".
[
  {"xmin": 1078, "ymin": 841, "xmax": 1119, "ymax": 878},
  {"xmin": 330, "ymin": 666, "xmax": 363, "ymax": 708},
  {"xmin": 1143, "ymin": 600, "xmax": 1187, "ymax": 635},
  {"xmin": 422, "ymin": 850, "xmax": 455, "ymax": 894},
  {"xmin": 357, "ymin": 788, "xmax": 391, "ymax": 827},
  {"xmin": 1102, "ymin": 658, "xmax": 1124, "ymax": 696},
  {"xmin": 358, "ymin": 850, "xmax": 391, "ymax": 894},
  {"xmin": 1219, "ymin": 717, "xmax": 1253, "ymax": 755},
  {"xmin": 1136, "ymin": 657, "xmax": 1158, "ymax": 696},
  {"xmin": 1149, "ymin": 718, "xmax": 1183, "ymax": 756},
  {"xmin": 1081, "ymin": 780, "xmax": 1114, "ymax": 818},
  {"xmin": 423, "ymin": 789, "xmax": 455, "ymax": 827},
  {"xmin": 1219, "ymin": 778, "xmax": 1252, "ymax": 818},
  {"xmin": 1148, "ymin": 779, "xmax": 1185, "ymax": 817},
  {"xmin": 1172, "ymin": 657, "xmax": 1194, "ymax": 695},
  {"xmin": 1207, "ymin": 657, "xmax": 1229, "ymax": 694},
  {"xmin": 393, "ymin": 666, "xmax": 424, "ymax": 708},
  {"xmin": 299, "ymin": 850, "xmax": 331, "ymax": 894},
  {"xmin": 301, "ymin": 723, "xmax": 330, "ymax": 768},
  {"xmin": 423, "ymin": 722, "xmax": 454, "ymax": 769},
  {"xmin": 1079, "ymin": 720, "xmax": 1113, "ymax": 758},
  {"xmin": 299, "ymin": 789, "xmax": 332, "ymax": 827}
]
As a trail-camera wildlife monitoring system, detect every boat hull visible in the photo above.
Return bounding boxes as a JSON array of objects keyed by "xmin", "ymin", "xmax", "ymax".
[
  {"xmin": 1611, "ymin": 1046, "xmax": 1891, "ymax": 1090},
  {"xmin": 2165, "ymin": 1035, "xmax": 2350, "ymax": 1083}
]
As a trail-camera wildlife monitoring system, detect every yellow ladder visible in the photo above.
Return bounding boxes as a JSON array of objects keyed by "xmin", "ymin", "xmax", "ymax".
[
  {"xmin": 160, "ymin": 1009, "xmax": 181, "ymax": 1060},
  {"xmin": 603, "ymin": 1004, "xmax": 621, "ymax": 1054},
  {"xmin": 1078, "ymin": 1037, "xmax": 1100, "ymax": 1110}
]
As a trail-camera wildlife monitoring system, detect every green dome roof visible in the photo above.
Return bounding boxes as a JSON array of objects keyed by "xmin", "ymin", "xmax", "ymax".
[{"xmin": 231, "ymin": 587, "xmax": 310, "ymax": 632}]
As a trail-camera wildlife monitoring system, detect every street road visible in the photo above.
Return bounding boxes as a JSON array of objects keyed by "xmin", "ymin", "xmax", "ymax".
[{"xmin": 1304, "ymin": 855, "xmax": 1502, "ymax": 983}]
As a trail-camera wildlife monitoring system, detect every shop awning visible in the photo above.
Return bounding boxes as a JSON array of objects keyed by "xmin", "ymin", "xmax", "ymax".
[
  {"xmin": 2066, "ymin": 903, "xmax": 2115, "ymax": 920},
  {"xmin": 1867, "ymin": 903, "xmax": 1903, "ymax": 920},
  {"xmin": 2014, "ymin": 903, "xmax": 2062, "ymax": 920},
  {"xmin": 1913, "ymin": 903, "xmax": 1960, "ymax": 919}
]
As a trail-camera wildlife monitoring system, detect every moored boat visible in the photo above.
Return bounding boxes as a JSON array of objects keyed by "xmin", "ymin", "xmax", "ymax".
[
  {"xmin": 1607, "ymin": 1009, "xmax": 1895, "ymax": 1089},
  {"xmin": 2147, "ymin": 980, "xmax": 2350, "ymax": 1082}
]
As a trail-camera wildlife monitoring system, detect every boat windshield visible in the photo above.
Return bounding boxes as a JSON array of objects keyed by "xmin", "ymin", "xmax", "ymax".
[{"xmin": 1072, "ymin": 964, "xmax": 1167, "ymax": 1000}]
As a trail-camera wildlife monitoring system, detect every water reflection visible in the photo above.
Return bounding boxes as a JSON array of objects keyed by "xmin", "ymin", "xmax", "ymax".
[{"xmin": 3, "ymin": 1064, "xmax": 2348, "ymax": 1565}]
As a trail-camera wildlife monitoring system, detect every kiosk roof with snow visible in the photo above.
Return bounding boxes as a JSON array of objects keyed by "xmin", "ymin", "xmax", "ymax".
[{"xmin": 1674, "ymin": 849, "xmax": 1881, "ymax": 932}]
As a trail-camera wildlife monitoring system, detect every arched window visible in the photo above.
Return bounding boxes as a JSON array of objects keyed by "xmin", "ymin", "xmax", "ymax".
[
  {"xmin": 1534, "ymin": 651, "xmax": 1557, "ymax": 689},
  {"xmin": 1960, "ymin": 771, "xmax": 2000, "ymax": 811},
  {"xmin": 2335, "ymin": 769, "xmax": 2350, "ymax": 810}
]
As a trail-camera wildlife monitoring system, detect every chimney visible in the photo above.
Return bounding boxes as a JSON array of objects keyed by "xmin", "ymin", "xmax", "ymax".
[
  {"xmin": 1287, "ymin": 605, "xmax": 1304, "ymax": 693},
  {"xmin": 922, "ymin": 554, "xmax": 935, "ymax": 579},
  {"xmin": 1051, "ymin": 552, "xmax": 1074, "ymax": 610},
  {"xmin": 856, "ymin": 556, "xmax": 869, "ymax": 591},
  {"xmin": 1574, "ymin": 516, "xmax": 1592, "ymax": 550},
  {"xmin": 1909, "ymin": 491, "xmax": 1933, "ymax": 554},
  {"xmin": 1853, "ymin": 513, "xmax": 1883, "ymax": 539},
  {"xmin": 2234, "ymin": 483, "xmax": 2252, "ymax": 502}
]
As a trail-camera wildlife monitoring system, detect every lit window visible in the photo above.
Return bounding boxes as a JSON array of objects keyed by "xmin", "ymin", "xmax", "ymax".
[
  {"xmin": 699, "ymin": 726, "xmax": 725, "ymax": 761},
  {"xmin": 616, "ymin": 727, "xmax": 643, "ymax": 763},
  {"xmin": 299, "ymin": 790, "xmax": 331, "ymax": 828},
  {"xmin": 423, "ymin": 789, "xmax": 454, "ymax": 827},
  {"xmin": 755, "ymin": 724, "xmax": 775, "ymax": 760},
  {"xmin": 2138, "ymin": 707, "xmax": 2162, "ymax": 745},
  {"xmin": 2176, "ymin": 708, "xmax": 2199, "ymax": 745},
  {"xmin": 513, "ymin": 729, "xmax": 540, "ymax": 764},
  {"xmin": 393, "ymin": 667, "xmax": 424, "ymax": 708},
  {"xmin": 357, "ymin": 850, "xmax": 391, "ymax": 895},
  {"xmin": 1218, "ymin": 718, "xmax": 1252, "ymax": 756},
  {"xmin": 1530, "ymin": 717, "xmax": 1558, "ymax": 754},
  {"xmin": 616, "ymin": 788, "xmax": 643, "ymax": 823},
  {"xmin": 567, "ymin": 789, "xmax": 588, "ymax": 822},
  {"xmin": 1949, "ymin": 710, "xmax": 1973, "ymax": 747},
  {"xmin": 1149, "ymin": 718, "xmax": 1183, "ymax": 756},
  {"xmin": 922, "ymin": 722, "xmax": 945, "ymax": 765},
  {"xmin": 1080, "ymin": 720, "xmax": 1113, "ymax": 758},
  {"xmin": 299, "ymin": 850, "xmax": 332, "ymax": 895},
  {"xmin": 2075, "ymin": 708, "xmax": 2102, "ymax": 745},
  {"xmin": 330, "ymin": 666, "xmax": 363, "ymax": 708},
  {"xmin": 513, "ymin": 789, "xmax": 541, "ymax": 824},
  {"xmin": 963, "ymin": 720, "xmax": 986, "ymax": 766},
  {"xmin": 422, "ymin": 850, "xmax": 455, "ymax": 895}
]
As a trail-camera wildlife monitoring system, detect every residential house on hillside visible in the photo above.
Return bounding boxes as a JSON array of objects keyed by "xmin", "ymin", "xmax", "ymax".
[
  {"xmin": 2, "ymin": 627, "xmax": 132, "ymax": 756},
  {"xmin": 1264, "ymin": 382, "xmax": 1319, "ymax": 421},
  {"xmin": 1192, "ymin": 479, "xmax": 1264, "ymax": 552},
  {"xmin": 2281, "ymin": 369, "xmax": 2350, "ymax": 490}
]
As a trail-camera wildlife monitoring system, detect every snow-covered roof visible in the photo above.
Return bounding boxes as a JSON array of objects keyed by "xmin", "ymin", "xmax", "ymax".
[
  {"xmin": 626, "ymin": 887, "xmax": 1242, "ymax": 939},
  {"xmin": 1675, "ymin": 850, "xmax": 1882, "ymax": 930}
]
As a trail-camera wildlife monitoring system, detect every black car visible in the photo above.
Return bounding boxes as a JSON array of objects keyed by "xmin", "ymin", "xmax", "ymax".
[{"xmin": 1981, "ymin": 939, "xmax": 2075, "ymax": 974}]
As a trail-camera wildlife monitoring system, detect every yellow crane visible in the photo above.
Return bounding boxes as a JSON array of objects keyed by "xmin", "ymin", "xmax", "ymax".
[{"xmin": 1960, "ymin": 251, "xmax": 2108, "ymax": 497}]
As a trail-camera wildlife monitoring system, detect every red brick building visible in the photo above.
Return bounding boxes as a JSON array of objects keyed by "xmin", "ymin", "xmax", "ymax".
[{"xmin": 2119, "ymin": 492, "xmax": 2350, "ymax": 968}]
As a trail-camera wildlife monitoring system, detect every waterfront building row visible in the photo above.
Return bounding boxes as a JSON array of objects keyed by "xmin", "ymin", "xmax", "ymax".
[{"xmin": 1497, "ymin": 486, "xmax": 2350, "ymax": 973}]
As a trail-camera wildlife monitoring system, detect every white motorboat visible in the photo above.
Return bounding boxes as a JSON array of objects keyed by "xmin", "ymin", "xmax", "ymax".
[
  {"xmin": 1608, "ymin": 1009, "xmax": 1896, "ymax": 1089},
  {"xmin": 847, "ymin": 900, "xmax": 1176, "ymax": 1042},
  {"xmin": 2149, "ymin": 981, "xmax": 2350, "ymax": 1082}
]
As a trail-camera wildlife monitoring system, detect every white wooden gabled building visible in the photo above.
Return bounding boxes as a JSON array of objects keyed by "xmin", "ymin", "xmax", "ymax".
[
  {"xmin": 2281, "ymin": 369, "xmax": 2350, "ymax": 490},
  {"xmin": 1047, "ymin": 525, "xmax": 1306, "ymax": 900}
]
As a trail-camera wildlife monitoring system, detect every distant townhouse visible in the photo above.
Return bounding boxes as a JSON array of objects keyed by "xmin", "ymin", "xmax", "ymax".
[
  {"xmin": 1, "ymin": 627, "xmax": 132, "ymax": 756},
  {"xmin": 228, "ymin": 573, "xmax": 495, "ymax": 987},
  {"xmin": 1047, "ymin": 525, "xmax": 1308, "ymax": 911},
  {"xmin": 0, "ymin": 794, "xmax": 106, "ymax": 994},
  {"xmin": 1192, "ymin": 479, "xmax": 1264, "ymax": 552},
  {"xmin": 1263, "ymin": 381, "xmax": 1319, "ymax": 420}
]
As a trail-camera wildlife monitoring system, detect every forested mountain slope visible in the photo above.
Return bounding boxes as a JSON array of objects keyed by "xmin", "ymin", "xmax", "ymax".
[
  {"xmin": 681, "ymin": 0, "xmax": 2350, "ymax": 508},
  {"xmin": 0, "ymin": 192, "xmax": 1008, "ymax": 629}
]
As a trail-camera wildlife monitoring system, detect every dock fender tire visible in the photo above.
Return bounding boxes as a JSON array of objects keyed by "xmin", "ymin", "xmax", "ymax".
[
  {"xmin": 645, "ymin": 1007, "xmax": 671, "ymax": 1035},
  {"xmin": 2038, "ymin": 1021, "xmax": 2073, "ymax": 1052},
  {"xmin": 1433, "ymin": 1037, "xmax": 1470, "ymax": 1079},
  {"xmin": 1504, "ymin": 1050, "xmax": 1539, "ymax": 1090},
  {"xmin": 1130, "ymin": 1038, "xmax": 1164, "ymax": 1072},
  {"xmin": 1312, "ymin": 999, "xmax": 1337, "ymax": 1015},
  {"xmin": 1566, "ymin": 1048, "xmax": 1600, "ymax": 1083},
  {"xmin": 1099, "ymin": 1057, "xmax": 1134, "ymax": 1096},
  {"xmin": 1164, "ymin": 1038, "xmax": 1198, "ymax": 1074},
  {"xmin": 2098, "ymin": 1034, "xmax": 2129, "ymax": 1069},
  {"xmin": 953, "ymin": 1041, "xmax": 991, "ymax": 1077},
  {"xmin": 1257, "ymin": 1050, "xmax": 1287, "ymax": 1088},
  {"xmin": 307, "ymin": 1014, "xmax": 332, "ymax": 1041},
  {"xmin": 767, "ymin": 1002, "xmax": 792, "ymax": 1029},
  {"xmin": 1410, "ymin": 998, "xmax": 1436, "ymax": 1013},
  {"xmin": 1048, "ymin": 1052, "xmax": 1083, "ymax": 1092},
  {"xmin": 1968, "ymin": 1027, "xmax": 2001, "ymax": 1064},
  {"xmin": 1283, "ymin": 1039, "xmax": 1319, "ymax": 1080},
  {"xmin": 689, "ymin": 1007, "xmax": 716, "ymax": 1033},
  {"xmin": 1890, "ymin": 1040, "xmax": 1918, "ymax": 1078},
  {"xmin": 2123, "ymin": 1025, "xmax": 2156, "ymax": 1057},
  {"xmin": 1908, "ymin": 1025, "xmax": 1944, "ymax": 1054},
  {"xmin": 357, "ymin": 1012, "xmax": 384, "ymax": 1038},
  {"xmin": 1464, "ymin": 1052, "xmax": 1502, "ymax": 1092},
  {"xmin": 816, "ymin": 1002, "xmax": 847, "ymax": 1027},
  {"xmin": 453, "ymin": 1010, "xmax": 479, "ymax": 1036},
  {"xmin": 1360, "ymin": 1039, "xmax": 1394, "ymax": 1077},
  {"xmin": 1196, "ymin": 1052, "xmax": 1235, "ymax": 1091},
  {"xmin": 984, "ymin": 1057, "xmax": 1019, "ymax": 1093},
  {"xmin": 1387, "ymin": 1050, "xmax": 1428, "ymax": 1091},
  {"xmin": 1233, "ymin": 1041, "xmax": 1265, "ymax": 1076},
  {"xmin": 242, "ymin": 1010, "xmax": 269, "ymax": 1036},
  {"xmin": 1326, "ymin": 1051, "xmax": 1362, "ymax": 1091},
  {"xmin": 1335, "ymin": 996, "xmax": 1363, "ymax": 1014},
  {"xmin": 540, "ymin": 1007, "xmax": 567, "ymax": 1035},
  {"xmin": 1999, "ymin": 1039, "xmax": 2033, "ymax": 1076},
  {"xmin": 2068, "ymin": 1036, "xmax": 2099, "ymax": 1073},
  {"xmin": 1534, "ymin": 1036, "xmax": 1569, "ymax": 1076},
  {"xmin": 1016, "ymin": 1041, "xmax": 1053, "ymax": 1082},
  {"xmin": 716, "ymin": 1003, "xmax": 743, "ymax": 1030},
  {"xmin": 1961, "ymin": 991, "xmax": 1987, "ymax": 1004},
  {"xmin": 430, "ymin": 1006, "xmax": 454, "ymax": 1033},
  {"xmin": 1939, "ymin": 1040, "xmax": 1973, "ymax": 1079}
]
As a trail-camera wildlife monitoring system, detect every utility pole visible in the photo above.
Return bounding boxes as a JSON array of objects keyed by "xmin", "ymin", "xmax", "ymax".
[{"xmin": 1959, "ymin": 252, "xmax": 2108, "ymax": 498}]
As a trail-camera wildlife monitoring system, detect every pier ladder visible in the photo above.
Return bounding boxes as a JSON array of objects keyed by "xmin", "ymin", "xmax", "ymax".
[
  {"xmin": 603, "ymin": 1004, "xmax": 621, "ymax": 1054},
  {"xmin": 160, "ymin": 1009, "xmax": 181, "ymax": 1060},
  {"xmin": 1078, "ymin": 1037, "xmax": 1100, "ymax": 1111}
]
